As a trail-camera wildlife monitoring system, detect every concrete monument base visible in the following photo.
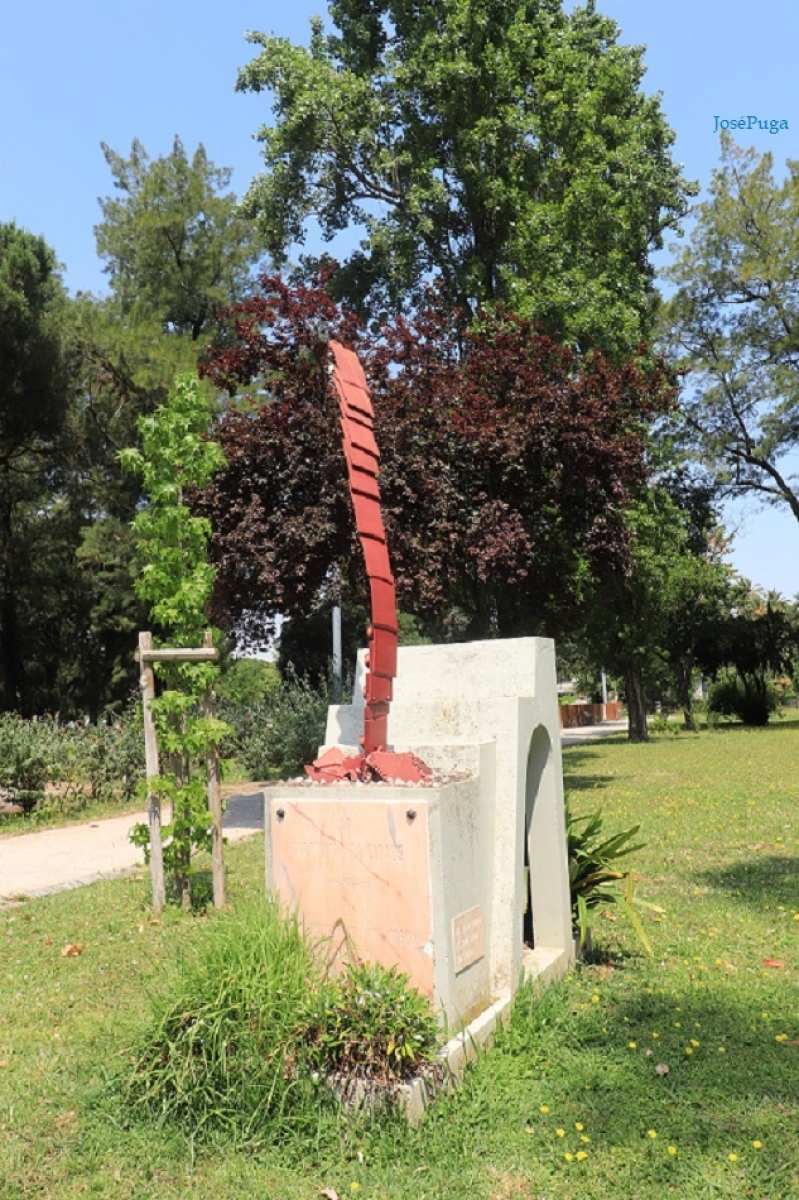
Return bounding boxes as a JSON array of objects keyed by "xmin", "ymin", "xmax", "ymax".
[{"xmin": 265, "ymin": 637, "xmax": 573, "ymax": 1035}]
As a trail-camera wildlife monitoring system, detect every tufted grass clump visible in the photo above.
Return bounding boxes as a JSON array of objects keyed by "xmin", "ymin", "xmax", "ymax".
[
  {"xmin": 121, "ymin": 898, "xmax": 443, "ymax": 1144},
  {"xmin": 122, "ymin": 898, "xmax": 325, "ymax": 1142}
]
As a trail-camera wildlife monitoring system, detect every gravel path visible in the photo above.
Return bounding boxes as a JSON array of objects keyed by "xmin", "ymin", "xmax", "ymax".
[{"xmin": 0, "ymin": 790, "xmax": 265, "ymax": 903}]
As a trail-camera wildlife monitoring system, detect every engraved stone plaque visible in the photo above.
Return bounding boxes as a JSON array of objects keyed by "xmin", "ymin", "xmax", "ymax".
[
  {"xmin": 453, "ymin": 904, "xmax": 484, "ymax": 974},
  {"xmin": 271, "ymin": 798, "xmax": 434, "ymax": 996}
]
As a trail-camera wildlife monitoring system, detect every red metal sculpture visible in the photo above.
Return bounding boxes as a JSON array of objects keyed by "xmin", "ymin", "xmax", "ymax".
[{"xmin": 304, "ymin": 341, "xmax": 430, "ymax": 785}]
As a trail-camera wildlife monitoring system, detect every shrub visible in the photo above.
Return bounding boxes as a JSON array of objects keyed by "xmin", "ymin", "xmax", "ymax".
[
  {"xmin": 0, "ymin": 714, "xmax": 51, "ymax": 812},
  {"xmin": 706, "ymin": 673, "xmax": 778, "ymax": 726},
  {"xmin": 0, "ymin": 706, "xmax": 145, "ymax": 819},
  {"xmin": 123, "ymin": 899, "xmax": 321, "ymax": 1138},
  {"xmin": 221, "ymin": 666, "xmax": 330, "ymax": 780},
  {"xmin": 215, "ymin": 657, "xmax": 280, "ymax": 708},
  {"xmin": 78, "ymin": 702, "xmax": 145, "ymax": 804},
  {"xmin": 298, "ymin": 960, "xmax": 440, "ymax": 1084}
]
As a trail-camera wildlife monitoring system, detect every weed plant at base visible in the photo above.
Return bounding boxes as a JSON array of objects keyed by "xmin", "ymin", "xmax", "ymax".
[{"xmin": 121, "ymin": 898, "xmax": 331, "ymax": 1146}]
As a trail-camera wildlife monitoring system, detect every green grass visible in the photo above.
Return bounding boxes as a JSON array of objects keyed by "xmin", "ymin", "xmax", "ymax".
[{"xmin": 1, "ymin": 722, "xmax": 797, "ymax": 1197}]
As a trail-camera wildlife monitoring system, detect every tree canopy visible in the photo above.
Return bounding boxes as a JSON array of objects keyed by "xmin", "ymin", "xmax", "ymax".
[
  {"xmin": 237, "ymin": 0, "xmax": 694, "ymax": 355},
  {"xmin": 662, "ymin": 134, "xmax": 799, "ymax": 523},
  {"xmin": 0, "ymin": 223, "xmax": 70, "ymax": 710},
  {"xmin": 196, "ymin": 274, "xmax": 676, "ymax": 650},
  {"xmin": 96, "ymin": 137, "xmax": 261, "ymax": 340}
]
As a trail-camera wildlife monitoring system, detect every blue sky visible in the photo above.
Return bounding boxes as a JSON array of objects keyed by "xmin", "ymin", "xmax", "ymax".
[{"xmin": 1, "ymin": 1, "xmax": 797, "ymax": 596}]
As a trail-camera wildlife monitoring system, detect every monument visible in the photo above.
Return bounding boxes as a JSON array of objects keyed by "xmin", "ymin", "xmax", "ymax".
[{"xmin": 264, "ymin": 342, "xmax": 573, "ymax": 1044}]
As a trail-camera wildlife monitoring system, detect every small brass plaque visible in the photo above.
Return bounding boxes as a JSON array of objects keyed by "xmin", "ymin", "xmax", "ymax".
[{"xmin": 453, "ymin": 904, "xmax": 484, "ymax": 974}]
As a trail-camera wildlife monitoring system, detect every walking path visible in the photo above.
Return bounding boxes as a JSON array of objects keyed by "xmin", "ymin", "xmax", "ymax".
[
  {"xmin": 0, "ymin": 790, "xmax": 265, "ymax": 903},
  {"xmin": 0, "ymin": 721, "xmax": 626, "ymax": 903}
]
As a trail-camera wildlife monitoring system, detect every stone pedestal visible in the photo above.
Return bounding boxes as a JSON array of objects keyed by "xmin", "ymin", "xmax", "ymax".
[
  {"xmin": 265, "ymin": 637, "xmax": 573, "ymax": 1028},
  {"xmin": 267, "ymin": 754, "xmax": 493, "ymax": 1029}
]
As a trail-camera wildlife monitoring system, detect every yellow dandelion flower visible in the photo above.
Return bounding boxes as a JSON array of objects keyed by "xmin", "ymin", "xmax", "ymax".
[
  {"xmin": 775, "ymin": 1034, "xmax": 788, "ymax": 1043},
  {"xmin": 718, "ymin": 1046, "xmax": 726, "ymax": 1053},
  {"xmin": 540, "ymin": 1104, "xmax": 550, "ymax": 1113},
  {"xmin": 729, "ymin": 1153, "xmax": 738, "ymax": 1163},
  {"xmin": 752, "ymin": 1140, "xmax": 762, "ymax": 1150},
  {"xmin": 652, "ymin": 1032, "xmax": 659, "ymax": 1039},
  {"xmin": 684, "ymin": 1046, "xmax": 693, "ymax": 1055},
  {"xmin": 575, "ymin": 1122, "xmax": 584, "ymax": 1131},
  {"xmin": 576, "ymin": 1150, "xmax": 588, "ymax": 1161},
  {"xmin": 564, "ymin": 1152, "xmax": 574, "ymax": 1162},
  {"xmin": 580, "ymin": 1135, "xmax": 590, "ymax": 1144},
  {"xmin": 350, "ymin": 1185, "xmax": 361, "ymax": 1194},
  {"xmin": 647, "ymin": 1130, "xmax": 657, "ymax": 1139},
  {"xmin": 691, "ymin": 1039, "xmax": 700, "ymax": 1047},
  {"xmin": 556, "ymin": 1128, "xmax": 565, "ymax": 1138},
  {"xmin": 674, "ymin": 1021, "xmax": 681, "ymax": 1028},
  {"xmin": 629, "ymin": 1041, "xmax": 637, "ymax": 1049},
  {"xmin": 668, "ymin": 1146, "xmax": 677, "ymax": 1157}
]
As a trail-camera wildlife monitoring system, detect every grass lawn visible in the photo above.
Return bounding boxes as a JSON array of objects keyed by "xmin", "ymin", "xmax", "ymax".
[{"xmin": 1, "ymin": 720, "xmax": 797, "ymax": 1198}]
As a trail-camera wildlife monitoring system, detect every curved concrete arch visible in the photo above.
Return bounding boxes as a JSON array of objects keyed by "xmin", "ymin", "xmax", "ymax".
[{"xmin": 524, "ymin": 723, "xmax": 568, "ymax": 951}]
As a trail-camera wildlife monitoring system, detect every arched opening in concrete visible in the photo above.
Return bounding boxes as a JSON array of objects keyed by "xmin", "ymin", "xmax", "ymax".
[{"xmin": 523, "ymin": 724, "xmax": 555, "ymax": 949}]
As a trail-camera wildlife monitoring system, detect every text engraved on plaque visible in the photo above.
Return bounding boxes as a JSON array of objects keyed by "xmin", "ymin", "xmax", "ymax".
[
  {"xmin": 271, "ymin": 798, "xmax": 434, "ymax": 996},
  {"xmin": 453, "ymin": 904, "xmax": 484, "ymax": 974}
]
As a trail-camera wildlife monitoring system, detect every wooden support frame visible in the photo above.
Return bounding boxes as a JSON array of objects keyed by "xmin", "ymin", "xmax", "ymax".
[{"xmin": 137, "ymin": 629, "xmax": 225, "ymax": 913}]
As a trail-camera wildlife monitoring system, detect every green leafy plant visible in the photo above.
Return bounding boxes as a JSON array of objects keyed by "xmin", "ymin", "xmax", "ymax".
[
  {"xmin": 122, "ymin": 901, "xmax": 440, "ymax": 1140},
  {"xmin": 0, "ymin": 713, "xmax": 51, "ymax": 813},
  {"xmin": 0, "ymin": 706, "xmax": 145, "ymax": 821},
  {"xmin": 649, "ymin": 713, "xmax": 681, "ymax": 737},
  {"xmin": 298, "ymin": 959, "xmax": 440, "ymax": 1084},
  {"xmin": 220, "ymin": 665, "xmax": 330, "ymax": 780},
  {"xmin": 566, "ymin": 803, "xmax": 654, "ymax": 955}
]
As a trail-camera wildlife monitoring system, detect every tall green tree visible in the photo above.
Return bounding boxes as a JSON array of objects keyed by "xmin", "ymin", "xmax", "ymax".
[
  {"xmin": 96, "ymin": 137, "xmax": 261, "ymax": 340},
  {"xmin": 0, "ymin": 224, "xmax": 70, "ymax": 710},
  {"xmin": 238, "ymin": 0, "xmax": 694, "ymax": 354},
  {"xmin": 44, "ymin": 139, "xmax": 263, "ymax": 713},
  {"xmin": 662, "ymin": 133, "xmax": 799, "ymax": 523}
]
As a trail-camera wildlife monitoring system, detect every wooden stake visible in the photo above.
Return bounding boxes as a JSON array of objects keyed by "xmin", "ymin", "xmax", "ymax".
[
  {"xmin": 203, "ymin": 631, "xmax": 225, "ymax": 908},
  {"xmin": 139, "ymin": 631, "xmax": 165, "ymax": 915}
]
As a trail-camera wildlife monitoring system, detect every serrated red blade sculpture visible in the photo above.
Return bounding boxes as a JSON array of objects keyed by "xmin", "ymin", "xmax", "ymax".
[{"xmin": 304, "ymin": 341, "xmax": 431, "ymax": 785}]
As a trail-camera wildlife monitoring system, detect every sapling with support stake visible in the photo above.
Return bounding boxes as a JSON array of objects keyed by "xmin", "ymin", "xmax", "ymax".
[{"xmin": 122, "ymin": 373, "xmax": 230, "ymax": 913}]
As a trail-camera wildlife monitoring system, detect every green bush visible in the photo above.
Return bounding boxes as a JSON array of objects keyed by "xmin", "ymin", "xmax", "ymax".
[
  {"xmin": 0, "ymin": 706, "xmax": 145, "ymax": 818},
  {"xmin": 215, "ymin": 657, "xmax": 280, "ymax": 708},
  {"xmin": 123, "ymin": 899, "xmax": 322, "ymax": 1138},
  {"xmin": 221, "ymin": 666, "xmax": 330, "ymax": 780},
  {"xmin": 706, "ymin": 673, "xmax": 778, "ymax": 726},
  {"xmin": 298, "ymin": 960, "xmax": 439, "ymax": 1082},
  {"xmin": 0, "ymin": 713, "xmax": 52, "ymax": 812}
]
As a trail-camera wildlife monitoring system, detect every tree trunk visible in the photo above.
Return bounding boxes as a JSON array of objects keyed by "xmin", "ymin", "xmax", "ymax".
[
  {"xmin": 625, "ymin": 660, "xmax": 649, "ymax": 742},
  {"xmin": 0, "ymin": 464, "xmax": 17, "ymax": 712},
  {"xmin": 673, "ymin": 659, "xmax": 697, "ymax": 732}
]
